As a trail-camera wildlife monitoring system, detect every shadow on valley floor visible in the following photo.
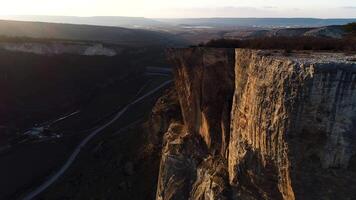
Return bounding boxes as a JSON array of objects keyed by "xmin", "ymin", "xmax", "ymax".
[{"xmin": 0, "ymin": 43, "xmax": 173, "ymax": 199}]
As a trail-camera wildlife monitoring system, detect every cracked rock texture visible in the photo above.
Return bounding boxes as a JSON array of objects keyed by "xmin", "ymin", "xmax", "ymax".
[{"xmin": 156, "ymin": 48, "xmax": 356, "ymax": 200}]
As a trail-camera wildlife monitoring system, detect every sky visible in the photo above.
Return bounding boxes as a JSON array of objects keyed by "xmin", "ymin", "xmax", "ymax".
[{"xmin": 0, "ymin": 0, "xmax": 355, "ymax": 18}]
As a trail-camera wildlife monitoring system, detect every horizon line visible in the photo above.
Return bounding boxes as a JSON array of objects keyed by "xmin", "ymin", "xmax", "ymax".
[{"xmin": 0, "ymin": 15, "xmax": 356, "ymax": 20}]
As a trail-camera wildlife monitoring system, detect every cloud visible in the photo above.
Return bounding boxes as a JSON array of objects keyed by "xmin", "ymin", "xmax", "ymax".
[
  {"xmin": 263, "ymin": 6, "xmax": 278, "ymax": 9},
  {"xmin": 341, "ymin": 6, "xmax": 356, "ymax": 9},
  {"xmin": 149, "ymin": 7, "xmax": 276, "ymax": 18},
  {"xmin": 147, "ymin": 6, "xmax": 356, "ymax": 18}
]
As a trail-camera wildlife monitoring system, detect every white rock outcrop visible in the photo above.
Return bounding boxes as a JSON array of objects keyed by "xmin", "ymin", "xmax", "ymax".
[{"xmin": 0, "ymin": 42, "xmax": 117, "ymax": 56}]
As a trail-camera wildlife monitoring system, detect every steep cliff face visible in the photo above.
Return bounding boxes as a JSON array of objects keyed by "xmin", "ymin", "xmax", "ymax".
[
  {"xmin": 157, "ymin": 48, "xmax": 356, "ymax": 200},
  {"xmin": 157, "ymin": 48, "xmax": 235, "ymax": 200},
  {"xmin": 169, "ymin": 48, "xmax": 235, "ymax": 155},
  {"xmin": 229, "ymin": 50, "xmax": 356, "ymax": 200}
]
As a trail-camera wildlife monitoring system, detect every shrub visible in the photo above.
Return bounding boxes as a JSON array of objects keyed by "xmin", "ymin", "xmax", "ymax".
[
  {"xmin": 202, "ymin": 36, "xmax": 356, "ymax": 51},
  {"xmin": 344, "ymin": 23, "xmax": 356, "ymax": 33}
]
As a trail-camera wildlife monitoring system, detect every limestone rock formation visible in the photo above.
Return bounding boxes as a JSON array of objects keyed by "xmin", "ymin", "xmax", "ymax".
[
  {"xmin": 168, "ymin": 48, "xmax": 235, "ymax": 156},
  {"xmin": 229, "ymin": 50, "xmax": 356, "ymax": 200},
  {"xmin": 156, "ymin": 48, "xmax": 356, "ymax": 200},
  {"xmin": 0, "ymin": 42, "xmax": 117, "ymax": 56}
]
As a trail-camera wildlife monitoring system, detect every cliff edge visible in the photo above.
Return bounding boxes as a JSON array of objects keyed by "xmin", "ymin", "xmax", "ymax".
[{"xmin": 155, "ymin": 48, "xmax": 356, "ymax": 200}]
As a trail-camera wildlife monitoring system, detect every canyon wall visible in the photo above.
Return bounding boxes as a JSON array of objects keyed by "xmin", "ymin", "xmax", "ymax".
[{"xmin": 156, "ymin": 48, "xmax": 356, "ymax": 199}]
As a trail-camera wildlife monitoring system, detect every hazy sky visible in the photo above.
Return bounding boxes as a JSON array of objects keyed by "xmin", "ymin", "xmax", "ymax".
[{"xmin": 0, "ymin": 0, "xmax": 355, "ymax": 18}]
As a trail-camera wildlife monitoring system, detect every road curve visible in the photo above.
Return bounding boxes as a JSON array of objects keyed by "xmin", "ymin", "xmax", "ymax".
[{"xmin": 22, "ymin": 80, "xmax": 172, "ymax": 200}]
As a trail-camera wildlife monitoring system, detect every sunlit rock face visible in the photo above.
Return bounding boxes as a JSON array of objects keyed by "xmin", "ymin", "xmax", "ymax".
[
  {"xmin": 229, "ymin": 50, "xmax": 356, "ymax": 200},
  {"xmin": 156, "ymin": 48, "xmax": 356, "ymax": 200},
  {"xmin": 156, "ymin": 48, "xmax": 235, "ymax": 200},
  {"xmin": 168, "ymin": 48, "xmax": 235, "ymax": 156}
]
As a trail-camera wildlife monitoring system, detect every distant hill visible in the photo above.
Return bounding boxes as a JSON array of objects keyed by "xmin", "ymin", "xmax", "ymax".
[
  {"xmin": 223, "ymin": 25, "xmax": 348, "ymax": 40},
  {"xmin": 0, "ymin": 20, "xmax": 186, "ymax": 47},
  {"xmin": 0, "ymin": 15, "xmax": 167, "ymax": 28},
  {"xmin": 1, "ymin": 16, "xmax": 355, "ymax": 29}
]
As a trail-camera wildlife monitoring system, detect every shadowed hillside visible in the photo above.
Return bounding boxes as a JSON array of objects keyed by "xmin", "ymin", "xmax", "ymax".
[
  {"xmin": 0, "ymin": 20, "xmax": 187, "ymax": 47},
  {"xmin": 0, "ymin": 35, "xmax": 172, "ymax": 199}
]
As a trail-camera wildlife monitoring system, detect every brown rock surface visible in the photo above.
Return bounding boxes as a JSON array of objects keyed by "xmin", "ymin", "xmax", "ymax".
[
  {"xmin": 229, "ymin": 50, "xmax": 356, "ymax": 199},
  {"xmin": 156, "ymin": 48, "xmax": 356, "ymax": 200},
  {"xmin": 168, "ymin": 48, "xmax": 235, "ymax": 156}
]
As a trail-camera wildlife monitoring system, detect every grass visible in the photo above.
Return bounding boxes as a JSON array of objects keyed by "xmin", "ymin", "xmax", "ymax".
[{"xmin": 344, "ymin": 22, "xmax": 356, "ymax": 35}]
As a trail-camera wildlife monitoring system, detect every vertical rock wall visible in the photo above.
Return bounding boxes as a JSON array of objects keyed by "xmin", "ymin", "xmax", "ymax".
[
  {"xmin": 228, "ymin": 49, "xmax": 301, "ymax": 199},
  {"xmin": 156, "ymin": 48, "xmax": 356, "ymax": 200},
  {"xmin": 168, "ymin": 48, "xmax": 235, "ymax": 156},
  {"xmin": 286, "ymin": 57, "xmax": 356, "ymax": 199}
]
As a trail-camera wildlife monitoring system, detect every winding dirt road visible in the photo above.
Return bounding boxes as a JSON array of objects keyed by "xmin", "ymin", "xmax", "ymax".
[{"xmin": 22, "ymin": 80, "xmax": 172, "ymax": 200}]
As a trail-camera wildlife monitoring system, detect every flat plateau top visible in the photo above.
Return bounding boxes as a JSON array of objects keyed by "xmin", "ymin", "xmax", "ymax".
[{"xmin": 255, "ymin": 50, "xmax": 356, "ymax": 64}]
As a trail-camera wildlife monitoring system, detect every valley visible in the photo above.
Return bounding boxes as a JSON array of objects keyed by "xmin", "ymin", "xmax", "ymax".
[
  {"xmin": 0, "ymin": 26, "xmax": 176, "ymax": 199},
  {"xmin": 0, "ymin": 17, "xmax": 355, "ymax": 200}
]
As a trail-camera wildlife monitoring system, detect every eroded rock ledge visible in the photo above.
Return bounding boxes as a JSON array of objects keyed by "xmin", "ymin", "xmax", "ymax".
[{"xmin": 155, "ymin": 48, "xmax": 356, "ymax": 200}]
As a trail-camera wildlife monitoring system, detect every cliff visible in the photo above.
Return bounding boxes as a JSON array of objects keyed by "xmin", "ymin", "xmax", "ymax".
[
  {"xmin": 156, "ymin": 48, "xmax": 356, "ymax": 200},
  {"xmin": 0, "ymin": 42, "xmax": 117, "ymax": 56}
]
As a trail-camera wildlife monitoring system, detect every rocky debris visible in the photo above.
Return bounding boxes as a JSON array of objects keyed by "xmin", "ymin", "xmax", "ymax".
[
  {"xmin": 190, "ymin": 156, "xmax": 231, "ymax": 200},
  {"xmin": 157, "ymin": 48, "xmax": 356, "ymax": 200},
  {"xmin": 145, "ymin": 88, "xmax": 182, "ymax": 153},
  {"xmin": 156, "ymin": 122, "xmax": 207, "ymax": 200},
  {"xmin": 156, "ymin": 123, "xmax": 194, "ymax": 200}
]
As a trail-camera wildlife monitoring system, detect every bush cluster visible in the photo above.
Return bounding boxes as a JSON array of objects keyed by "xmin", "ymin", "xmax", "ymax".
[
  {"xmin": 201, "ymin": 36, "xmax": 356, "ymax": 51},
  {"xmin": 344, "ymin": 22, "xmax": 356, "ymax": 33}
]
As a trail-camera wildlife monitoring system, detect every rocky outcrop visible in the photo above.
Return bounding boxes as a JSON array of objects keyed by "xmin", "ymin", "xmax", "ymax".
[
  {"xmin": 146, "ymin": 88, "xmax": 183, "ymax": 152},
  {"xmin": 229, "ymin": 50, "xmax": 356, "ymax": 200},
  {"xmin": 156, "ymin": 48, "xmax": 356, "ymax": 200},
  {"xmin": 169, "ymin": 48, "xmax": 235, "ymax": 156},
  {"xmin": 0, "ymin": 42, "xmax": 117, "ymax": 56}
]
